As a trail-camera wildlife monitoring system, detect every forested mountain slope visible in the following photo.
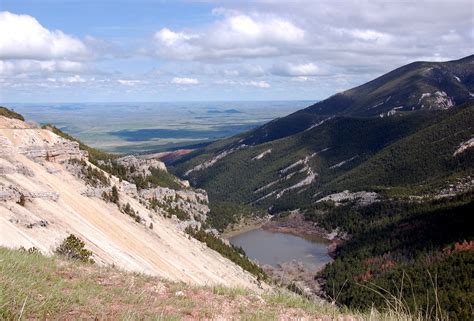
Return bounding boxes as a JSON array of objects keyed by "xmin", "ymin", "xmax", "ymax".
[
  {"xmin": 241, "ymin": 54, "xmax": 474, "ymax": 145},
  {"xmin": 173, "ymin": 102, "xmax": 473, "ymax": 217},
  {"xmin": 170, "ymin": 57, "xmax": 474, "ymax": 320},
  {"xmin": 172, "ymin": 55, "xmax": 473, "ymax": 155}
]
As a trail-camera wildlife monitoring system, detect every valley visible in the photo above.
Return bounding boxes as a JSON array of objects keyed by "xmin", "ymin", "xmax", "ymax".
[
  {"xmin": 2, "ymin": 1, "xmax": 473, "ymax": 319},
  {"xmin": 8, "ymin": 101, "xmax": 308, "ymax": 154},
  {"xmin": 170, "ymin": 55, "xmax": 474, "ymax": 319},
  {"xmin": 1, "ymin": 55, "xmax": 473, "ymax": 320}
]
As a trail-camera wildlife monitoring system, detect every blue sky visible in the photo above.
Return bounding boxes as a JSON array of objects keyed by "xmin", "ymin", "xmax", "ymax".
[{"xmin": 1, "ymin": 0, "xmax": 472, "ymax": 102}]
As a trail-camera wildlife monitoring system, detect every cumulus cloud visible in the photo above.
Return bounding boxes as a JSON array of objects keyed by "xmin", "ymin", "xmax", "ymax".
[
  {"xmin": 0, "ymin": 60, "xmax": 84, "ymax": 76},
  {"xmin": 152, "ymin": 11, "xmax": 305, "ymax": 60},
  {"xmin": 171, "ymin": 77, "xmax": 199, "ymax": 85},
  {"xmin": 0, "ymin": 11, "xmax": 88, "ymax": 60},
  {"xmin": 272, "ymin": 62, "xmax": 325, "ymax": 77},
  {"xmin": 150, "ymin": 1, "xmax": 472, "ymax": 77},
  {"xmin": 215, "ymin": 79, "xmax": 270, "ymax": 88},
  {"xmin": 63, "ymin": 75, "xmax": 86, "ymax": 83},
  {"xmin": 333, "ymin": 28, "xmax": 393, "ymax": 45},
  {"xmin": 117, "ymin": 79, "xmax": 147, "ymax": 86},
  {"xmin": 245, "ymin": 80, "xmax": 270, "ymax": 88},
  {"xmin": 42, "ymin": 75, "xmax": 87, "ymax": 84},
  {"xmin": 2, "ymin": 1, "xmax": 473, "ymax": 101}
]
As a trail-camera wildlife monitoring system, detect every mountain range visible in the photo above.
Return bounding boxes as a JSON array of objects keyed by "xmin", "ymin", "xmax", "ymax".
[
  {"xmin": 172, "ymin": 55, "xmax": 474, "ymax": 215},
  {"xmin": 1, "ymin": 55, "xmax": 473, "ymax": 319},
  {"xmin": 170, "ymin": 55, "xmax": 474, "ymax": 319}
]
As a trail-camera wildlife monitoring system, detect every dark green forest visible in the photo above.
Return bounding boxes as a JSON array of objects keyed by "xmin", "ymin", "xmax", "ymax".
[
  {"xmin": 172, "ymin": 103, "xmax": 473, "ymax": 223},
  {"xmin": 317, "ymin": 193, "xmax": 473, "ymax": 320},
  {"xmin": 172, "ymin": 101, "xmax": 474, "ymax": 319}
]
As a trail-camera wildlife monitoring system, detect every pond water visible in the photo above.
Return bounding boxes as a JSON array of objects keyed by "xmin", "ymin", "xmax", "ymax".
[{"xmin": 229, "ymin": 228, "xmax": 332, "ymax": 270}]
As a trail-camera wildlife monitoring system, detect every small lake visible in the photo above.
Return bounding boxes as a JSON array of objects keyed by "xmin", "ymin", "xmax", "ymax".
[{"xmin": 229, "ymin": 228, "xmax": 332, "ymax": 270}]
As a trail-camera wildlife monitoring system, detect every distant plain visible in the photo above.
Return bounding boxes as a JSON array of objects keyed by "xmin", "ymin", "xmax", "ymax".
[{"xmin": 9, "ymin": 101, "xmax": 311, "ymax": 154}]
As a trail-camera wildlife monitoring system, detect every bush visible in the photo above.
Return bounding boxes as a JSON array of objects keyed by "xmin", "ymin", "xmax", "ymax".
[
  {"xmin": 122, "ymin": 203, "xmax": 141, "ymax": 223},
  {"xmin": 17, "ymin": 194, "xmax": 26, "ymax": 206},
  {"xmin": 0, "ymin": 106, "xmax": 24, "ymax": 121},
  {"xmin": 19, "ymin": 246, "xmax": 41, "ymax": 255},
  {"xmin": 110, "ymin": 185, "xmax": 119, "ymax": 204},
  {"xmin": 55, "ymin": 234, "xmax": 94, "ymax": 263}
]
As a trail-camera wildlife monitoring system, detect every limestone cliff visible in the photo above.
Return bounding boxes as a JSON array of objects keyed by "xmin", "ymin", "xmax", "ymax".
[{"xmin": 0, "ymin": 115, "xmax": 260, "ymax": 290}]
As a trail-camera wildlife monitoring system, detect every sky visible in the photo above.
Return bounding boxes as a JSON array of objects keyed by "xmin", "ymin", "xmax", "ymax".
[{"xmin": 0, "ymin": 0, "xmax": 473, "ymax": 103}]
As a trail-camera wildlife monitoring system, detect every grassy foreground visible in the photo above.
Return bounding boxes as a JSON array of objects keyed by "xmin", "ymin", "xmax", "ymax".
[{"xmin": 0, "ymin": 247, "xmax": 446, "ymax": 320}]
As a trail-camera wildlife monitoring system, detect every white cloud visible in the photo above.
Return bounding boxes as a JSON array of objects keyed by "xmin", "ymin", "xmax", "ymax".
[
  {"xmin": 215, "ymin": 79, "xmax": 270, "ymax": 89},
  {"xmin": 171, "ymin": 77, "xmax": 199, "ymax": 85},
  {"xmin": 334, "ymin": 28, "xmax": 393, "ymax": 44},
  {"xmin": 441, "ymin": 30, "xmax": 462, "ymax": 43},
  {"xmin": 211, "ymin": 14, "xmax": 304, "ymax": 48},
  {"xmin": 117, "ymin": 79, "xmax": 146, "ymax": 86},
  {"xmin": 152, "ymin": 12, "xmax": 305, "ymax": 60},
  {"xmin": 291, "ymin": 76, "xmax": 313, "ymax": 82},
  {"xmin": 272, "ymin": 62, "xmax": 324, "ymax": 77},
  {"xmin": 149, "ymin": 0, "xmax": 472, "ymax": 86},
  {"xmin": 0, "ymin": 60, "xmax": 84, "ymax": 76},
  {"xmin": 245, "ymin": 80, "xmax": 270, "ymax": 88},
  {"xmin": 63, "ymin": 75, "xmax": 86, "ymax": 83},
  {"xmin": 0, "ymin": 11, "xmax": 88, "ymax": 60},
  {"xmin": 353, "ymin": 30, "xmax": 389, "ymax": 43},
  {"xmin": 155, "ymin": 28, "xmax": 197, "ymax": 46},
  {"xmin": 2, "ymin": 1, "xmax": 473, "ymax": 101}
]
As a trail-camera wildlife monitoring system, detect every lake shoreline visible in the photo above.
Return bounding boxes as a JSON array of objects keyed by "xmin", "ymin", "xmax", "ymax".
[
  {"xmin": 222, "ymin": 217, "xmax": 269, "ymax": 239},
  {"xmin": 261, "ymin": 211, "xmax": 342, "ymax": 258},
  {"xmin": 223, "ymin": 211, "xmax": 343, "ymax": 258},
  {"xmin": 228, "ymin": 215, "xmax": 336, "ymax": 301}
]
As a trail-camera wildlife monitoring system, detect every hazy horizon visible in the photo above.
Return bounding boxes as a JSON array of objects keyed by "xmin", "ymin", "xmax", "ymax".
[{"xmin": 9, "ymin": 100, "xmax": 310, "ymax": 154}]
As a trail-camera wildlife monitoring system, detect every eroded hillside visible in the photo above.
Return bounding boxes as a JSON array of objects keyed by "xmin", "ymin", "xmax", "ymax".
[{"xmin": 0, "ymin": 114, "xmax": 261, "ymax": 290}]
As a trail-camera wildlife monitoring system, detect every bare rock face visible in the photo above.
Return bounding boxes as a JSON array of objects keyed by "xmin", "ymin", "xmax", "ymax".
[
  {"xmin": 116, "ymin": 155, "xmax": 166, "ymax": 175},
  {"xmin": 316, "ymin": 190, "xmax": 379, "ymax": 207},
  {"xmin": 0, "ymin": 185, "xmax": 21, "ymax": 202},
  {"xmin": 0, "ymin": 185, "xmax": 59, "ymax": 203},
  {"xmin": 16, "ymin": 138, "xmax": 85, "ymax": 162},
  {"xmin": 0, "ymin": 116, "xmax": 87, "ymax": 162},
  {"xmin": 118, "ymin": 180, "xmax": 138, "ymax": 196},
  {"xmin": 0, "ymin": 115, "xmax": 262, "ymax": 290},
  {"xmin": 0, "ymin": 159, "xmax": 35, "ymax": 177},
  {"xmin": 140, "ymin": 187, "xmax": 210, "ymax": 227}
]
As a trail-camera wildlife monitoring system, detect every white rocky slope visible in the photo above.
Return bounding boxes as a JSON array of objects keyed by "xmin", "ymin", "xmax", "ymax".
[{"xmin": 0, "ymin": 116, "xmax": 260, "ymax": 290}]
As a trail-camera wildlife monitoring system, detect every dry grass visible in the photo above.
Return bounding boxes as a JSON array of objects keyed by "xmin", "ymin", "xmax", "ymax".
[
  {"xmin": 0, "ymin": 247, "xmax": 442, "ymax": 320},
  {"xmin": 0, "ymin": 247, "xmax": 341, "ymax": 320}
]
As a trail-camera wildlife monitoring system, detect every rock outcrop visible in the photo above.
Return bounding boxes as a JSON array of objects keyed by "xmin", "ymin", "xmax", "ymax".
[
  {"xmin": 140, "ymin": 187, "xmax": 209, "ymax": 228},
  {"xmin": 0, "ymin": 116, "xmax": 87, "ymax": 162},
  {"xmin": 116, "ymin": 155, "xmax": 166, "ymax": 174}
]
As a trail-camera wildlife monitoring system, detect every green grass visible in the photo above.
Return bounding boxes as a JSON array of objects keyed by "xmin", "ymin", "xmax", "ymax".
[
  {"xmin": 0, "ymin": 247, "xmax": 336, "ymax": 320},
  {"xmin": 0, "ymin": 106, "xmax": 24, "ymax": 121},
  {"xmin": 0, "ymin": 247, "xmax": 456, "ymax": 320}
]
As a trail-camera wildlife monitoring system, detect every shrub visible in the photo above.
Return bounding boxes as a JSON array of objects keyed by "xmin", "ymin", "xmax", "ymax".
[
  {"xmin": 27, "ymin": 247, "xmax": 41, "ymax": 255},
  {"xmin": 17, "ymin": 194, "xmax": 26, "ymax": 206},
  {"xmin": 0, "ymin": 106, "xmax": 24, "ymax": 121},
  {"xmin": 110, "ymin": 185, "xmax": 119, "ymax": 204},
  {"xmin": 122, "ymin": 203, "xmax": 141, "ymax": 223},
  {"xmin": 55, "ymin": 234, "xmax": 94, "ymax": 263},
  {"xmin": 19, "ymin": 246, "xmax": 41, "ymax": 255}
]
